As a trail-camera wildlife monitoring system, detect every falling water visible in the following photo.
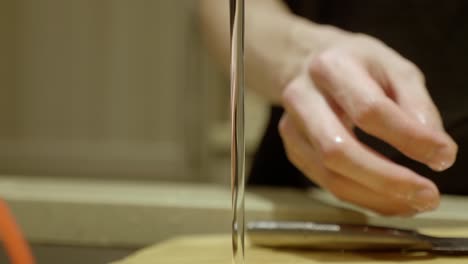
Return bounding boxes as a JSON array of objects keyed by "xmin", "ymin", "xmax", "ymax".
[{"xmin": 229, "ymin": 0, "xmax": 245, "ymax": 264}]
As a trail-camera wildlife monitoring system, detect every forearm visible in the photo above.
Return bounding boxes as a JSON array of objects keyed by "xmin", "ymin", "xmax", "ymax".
[{"xmin": 198, "ymin": 0, "xmax": 346, "ymax": 104}]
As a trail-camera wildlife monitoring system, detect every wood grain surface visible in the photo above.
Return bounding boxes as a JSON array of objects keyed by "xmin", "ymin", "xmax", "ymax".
[
  {"xmin": 108, "ymin": 189, "xmax": 468, "ymax": 264},
  {"xmin": 114, "ymin": 230, "xmax": 468, "ymax": 264}
]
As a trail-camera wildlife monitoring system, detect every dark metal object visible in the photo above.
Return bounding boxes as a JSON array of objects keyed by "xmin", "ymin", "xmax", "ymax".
[{"xmin": 248, "ymin": 221, "xmax": 468, "ymax": 254}]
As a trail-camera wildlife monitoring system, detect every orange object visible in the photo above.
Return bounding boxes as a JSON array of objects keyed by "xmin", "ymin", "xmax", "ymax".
[{"xmin": 0, "ymin": 199, "xmax": 35, "ymax": 264}]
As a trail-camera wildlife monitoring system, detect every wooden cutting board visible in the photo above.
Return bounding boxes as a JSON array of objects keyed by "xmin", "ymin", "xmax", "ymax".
[{"xmin": 113, "ymin": 229, "xmax": 468, "ymax": 264}]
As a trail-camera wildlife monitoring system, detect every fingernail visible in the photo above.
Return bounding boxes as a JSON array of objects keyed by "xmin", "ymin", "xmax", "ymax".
[
  {"xmin": 410, "ymin": 188, "xmax": 439, "ymax": 212},
  {"xmin": 394, "ymin": 188, "xmax": 439, "ymax": 213},
  {"xmin": 428, "ymin": 146, "xmax": 456, "ymax": 172}
]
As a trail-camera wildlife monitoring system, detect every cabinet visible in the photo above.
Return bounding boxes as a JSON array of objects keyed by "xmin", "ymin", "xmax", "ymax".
[{"xmin": 0, "ymin": 0, "xmax": 267, "ymax": 183}]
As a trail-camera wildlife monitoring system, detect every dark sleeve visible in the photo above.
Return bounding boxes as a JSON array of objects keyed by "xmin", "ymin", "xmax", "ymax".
[{"xmin": 283, "ymin": 0, "xmax": 321, "ymax": 21}]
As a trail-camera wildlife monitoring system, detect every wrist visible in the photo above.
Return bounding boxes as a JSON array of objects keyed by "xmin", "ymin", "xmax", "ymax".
[{"xmin": 244, "ymin": 8, "xmax": 350, "ymax": 104}]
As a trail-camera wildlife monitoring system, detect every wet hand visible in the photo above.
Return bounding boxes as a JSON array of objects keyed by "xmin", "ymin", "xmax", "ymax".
[{"xmin": 279, "ymin": 34, "xmax": 458, "ymax": 216}]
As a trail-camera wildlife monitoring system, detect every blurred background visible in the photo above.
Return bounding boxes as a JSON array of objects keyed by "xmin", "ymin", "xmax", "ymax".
[{"xmin": 0, "ymin": 0, "xmax": 268, "ymax": 263}]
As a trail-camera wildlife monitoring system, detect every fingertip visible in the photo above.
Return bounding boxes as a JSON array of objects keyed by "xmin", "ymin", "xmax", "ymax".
[
  {"xmin": 427, "ymin": 136, "xmax": 458, "ymax": 172},
  {"xmin": 411, "ymin": 187, "xmax": 440, "ymax": 212},
  {"xmin": 388, "ymin": 177, "xmax": 440, "ymax": 215}
]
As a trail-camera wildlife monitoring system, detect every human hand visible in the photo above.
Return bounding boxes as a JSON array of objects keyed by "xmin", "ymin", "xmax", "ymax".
[{"xmin": 279, "ymin": 34, "xmax": 458, "ymax": 216}]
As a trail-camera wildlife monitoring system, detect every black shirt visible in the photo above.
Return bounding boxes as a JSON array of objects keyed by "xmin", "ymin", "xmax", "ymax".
[{"xmin": 248, "ymin": 0, "xmax": 468, "ymax": 194}]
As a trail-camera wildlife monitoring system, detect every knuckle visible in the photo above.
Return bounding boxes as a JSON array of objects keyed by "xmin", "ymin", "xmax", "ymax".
[
  {"xmin": 281, "ymin": 81, "xmax": 302, "ymax": 106},
  {"xmin": 398, "ymin": 61, "xmax": 425, "ymax": 83},
  {"xmin": 309, "ymin": 50, "xmax": 345, "ymax": 81},
  {"xmin": 353, "ymin": 98, "xmax": 385, "ymax": 127},
  {"xmin": 318, "ymin": 138, "xmax": 347, "ymax": 167}
]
